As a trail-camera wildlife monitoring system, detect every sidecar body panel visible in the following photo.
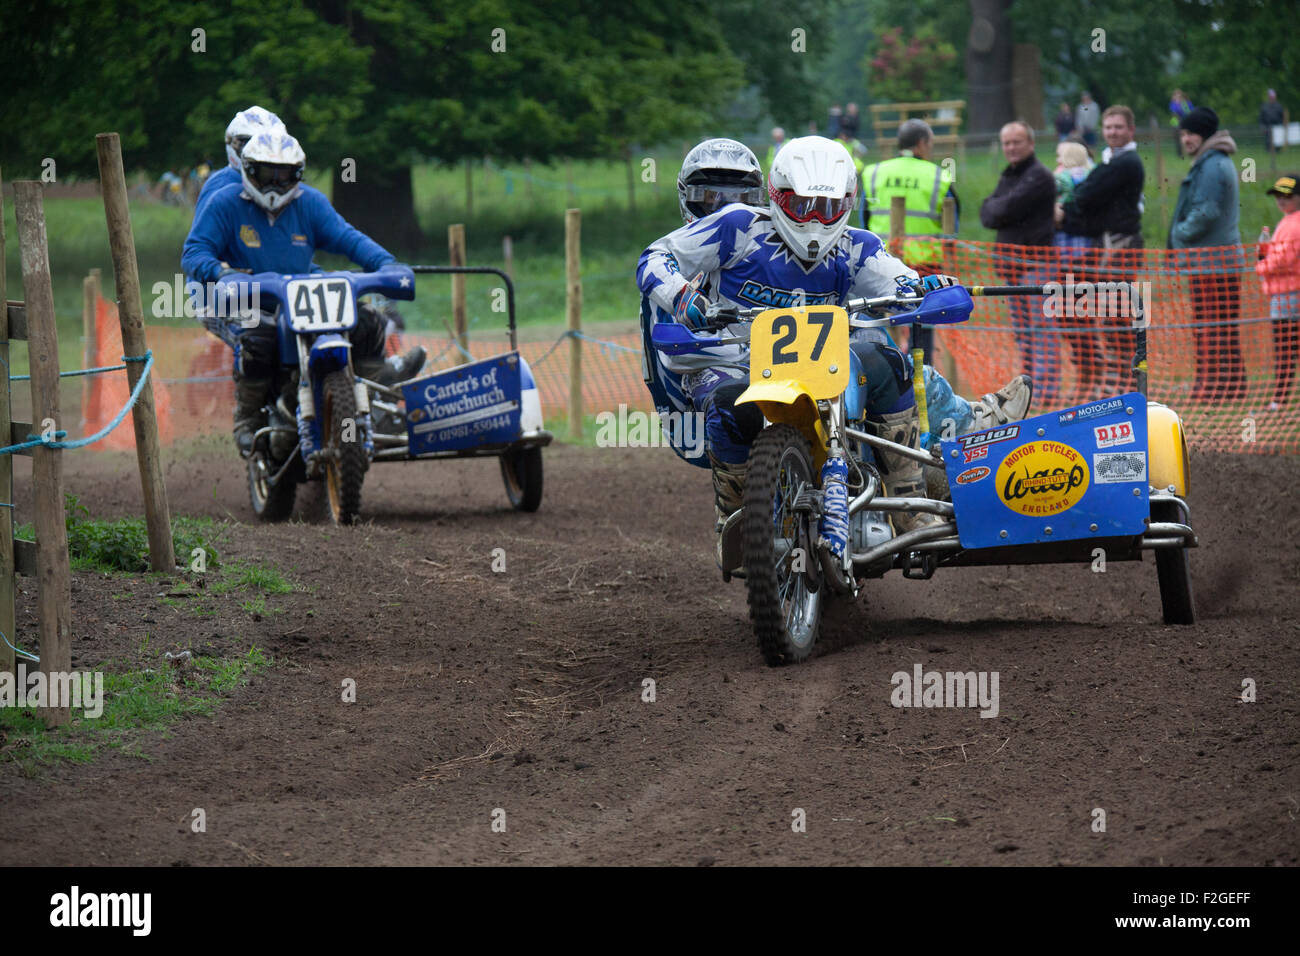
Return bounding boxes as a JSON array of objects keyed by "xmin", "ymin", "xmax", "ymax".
[{"xmin": 941, "ymin": 393, "xmax": 1150, "ymax": 549}]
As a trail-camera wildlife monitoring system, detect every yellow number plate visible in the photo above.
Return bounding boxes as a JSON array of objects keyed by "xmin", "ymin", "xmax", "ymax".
[{"xmin": 749, "ymin": 305, "xmax": 849, "ymax": 399}]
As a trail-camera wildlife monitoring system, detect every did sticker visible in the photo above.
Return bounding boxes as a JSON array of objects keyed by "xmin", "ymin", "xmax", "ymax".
[{"xmin": 996, "ymin": 441, "xmax": 1090, "ymax": 517}]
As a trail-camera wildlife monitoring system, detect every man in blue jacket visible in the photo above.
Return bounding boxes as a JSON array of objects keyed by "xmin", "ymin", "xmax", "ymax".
[
  {"xmin": 193, "ymin": 106, "xmax": 283, "ymax": 222},
  {"xmin": 183, "ymin": 130, "xmax": 424, "ymax": 452}
]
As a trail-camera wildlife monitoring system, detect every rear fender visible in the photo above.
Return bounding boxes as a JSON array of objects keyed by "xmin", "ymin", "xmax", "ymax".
[{"xmin": 1147, "ymin": 402, "xmax": 1190, "ymax": 496}]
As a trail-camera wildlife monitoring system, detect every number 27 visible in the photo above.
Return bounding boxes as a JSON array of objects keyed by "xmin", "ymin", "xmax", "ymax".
[{"xmin": 771, "ymin": 310, "xmax": 833, "ymax": 365}]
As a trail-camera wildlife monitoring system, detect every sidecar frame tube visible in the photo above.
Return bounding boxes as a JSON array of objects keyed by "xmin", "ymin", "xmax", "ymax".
[{"xmin": 844, "ymin": 426, "xmax": 938, "ymax": 468}]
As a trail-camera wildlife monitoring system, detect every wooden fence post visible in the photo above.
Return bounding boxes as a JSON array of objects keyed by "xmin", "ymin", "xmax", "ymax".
[
  {"xmin": 0, "ymin": 169, "xmax": 12, "ymax": 677},
  {"xmin": 14, "ymin": 182, "xmax": 72, "ymax": 727},
  {"xmin": 448, "ymin": 224, "xmax": 468, "ymax": 356},
  {"xmin": 81, "ymin": 269, "xmax": 100, "ymax": 433},
  {"xmin": 565, "ymin": 209, "xmax": 583, "ymax": 438},
  {"xmin": 502, "ymin": 235, "xmax": 514, "ymax": 281},
  {"xmin": 96, "ymin": 133, "xmax": 175, "ymax": 572}
]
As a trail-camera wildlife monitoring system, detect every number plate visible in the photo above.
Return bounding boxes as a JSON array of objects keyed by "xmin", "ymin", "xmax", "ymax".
[
  {"xmin": 285, "ymin": 277, "xmax": 357, "ymax": 332},
  {"xmin": 748, "ymin": 305, "xmax": 849, "ymax": 399}
]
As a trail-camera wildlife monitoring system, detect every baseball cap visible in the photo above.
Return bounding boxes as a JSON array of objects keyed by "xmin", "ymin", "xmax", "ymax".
[{"xmin": 1266, "ymin": 174, "xmax": 1298, "ymax": 197}]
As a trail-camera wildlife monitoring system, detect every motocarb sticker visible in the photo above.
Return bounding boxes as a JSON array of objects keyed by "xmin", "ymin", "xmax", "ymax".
[
  {"xmin": 956, "ymin": 466, "xmax": 991, "ymax": 485},
  {"xmin": 1093, "ymin": 451, "xmax": 1147, "ymax": 483},
  {"xmin": 996, "ymin": 441, "xmax": 1090, "ymax": 516},
  {"xmin": 1094, "ymin": 422, "xmax": 1135, "ymax": 448},
  {"xmin": 1058, "ymin": 398, "xmax": 1124, "ymax": 426},
  {"xmin": 957, "ymin": 424, "xmax": 1019, "ymax": 451}
]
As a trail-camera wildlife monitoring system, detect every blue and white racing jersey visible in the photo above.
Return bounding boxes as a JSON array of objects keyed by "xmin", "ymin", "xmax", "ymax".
[{"xmin": 636, "ymin": 203, "xmax": 919, "ymax": 373}]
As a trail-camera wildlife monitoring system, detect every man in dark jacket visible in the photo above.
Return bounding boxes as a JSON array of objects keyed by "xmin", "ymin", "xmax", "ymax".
[
  {"xmin": 1062, "ymin": 105, "xmax": 1146, "ymax": 392},
  {"xmin": 1260, "ymin": 90, "xmax": 1285, "ymax": 155},
  {"xmin": 981, "ymin": 121, "xmax": 1059, "ymax": 400}
]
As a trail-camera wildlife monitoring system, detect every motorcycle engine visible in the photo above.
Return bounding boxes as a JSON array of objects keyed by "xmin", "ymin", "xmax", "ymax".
[{"xmin": 851, "ymin": 509, "xmax": 894, "ymax": 577}]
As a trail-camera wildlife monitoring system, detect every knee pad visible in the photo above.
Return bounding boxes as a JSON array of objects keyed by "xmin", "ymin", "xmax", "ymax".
[
  {"xmin": 701, "ymin": 379, "xmax": 764, "ymax": 465},
  {"xmin": 236, "ymin": 328, "xmax": 278, "ymax": 380},
  {"xmin": 853, "ymin": 341, "xmax": 913, "ymax": 415}
]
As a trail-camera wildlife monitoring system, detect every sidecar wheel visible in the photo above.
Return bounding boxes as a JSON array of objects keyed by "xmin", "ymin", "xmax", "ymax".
[
  {"xmin": 500, "ymin": 445, "xmax": 544, "ymax": 512},
  {"xmin": 247, "ymin": 451, "xmax": 297, "ymax": 522},
  {"xmin": 743, "ymin": 424, "xmax": 824, "ymax": 666},
  {"xmin": 1152, "ymin": 499, "xmax": 1195, "ymax": 625}
]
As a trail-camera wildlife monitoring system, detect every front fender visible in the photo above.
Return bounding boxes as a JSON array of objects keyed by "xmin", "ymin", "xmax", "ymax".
[
  {"xmin": 735, "ymin": 381, "xmax": 828, "ymax": 458},
  {"xmin": 307, "ymin": 334, "xmax": 353, "ymax": 378}
]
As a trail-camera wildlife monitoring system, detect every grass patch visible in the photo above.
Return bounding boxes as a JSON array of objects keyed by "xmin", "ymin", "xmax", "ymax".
[
  {"xmin": 14, "ymin": 494, "xmax": 226, "ymax": 574},
  {"xmin": 209, "ymin": 560, "xmax": 293, "ymax": 596},
  {"xmin": 0, "ymin": 645, "xmax": 271, "ymax": 771}
]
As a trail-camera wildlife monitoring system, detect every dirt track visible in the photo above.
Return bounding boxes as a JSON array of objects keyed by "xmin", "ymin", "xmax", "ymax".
[{"xmin": 1, "ymin": 439, "xmax": 1297, "ymax": 866}]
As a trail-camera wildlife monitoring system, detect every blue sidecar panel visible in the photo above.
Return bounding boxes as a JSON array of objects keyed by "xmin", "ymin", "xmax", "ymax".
[
  {"xmin": 940, "ymin": 393, "xmax": 1149, "ymax": 549},
  {"xmin": 402, "ymin": 352, "xmax": 522, "ymax": 454}
]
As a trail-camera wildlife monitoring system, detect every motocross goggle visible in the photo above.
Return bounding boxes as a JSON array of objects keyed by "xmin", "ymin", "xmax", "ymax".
[
  {"xmin": 684, "ymin": 183, "xmax": 766, "ymax": 215},
  {"xmin": 244, "ymin": 161, "xmax": 304, "ymax": 195},
  {"xmin": 770, "ymin": 186, "xmax": 853, "ymax": 225}
]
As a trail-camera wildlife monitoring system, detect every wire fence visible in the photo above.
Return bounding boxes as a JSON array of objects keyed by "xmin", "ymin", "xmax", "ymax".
[{"xmin": 70, "ymin": 239, "xmax": 1300, "ymax": 456}]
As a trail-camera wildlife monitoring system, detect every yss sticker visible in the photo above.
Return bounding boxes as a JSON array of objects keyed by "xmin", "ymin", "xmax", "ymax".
[{"xmin": 996, "ymin": 441, "xmax": 1090, "ymax": 517}]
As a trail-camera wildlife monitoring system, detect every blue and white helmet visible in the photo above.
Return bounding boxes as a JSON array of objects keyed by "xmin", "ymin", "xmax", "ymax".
[
  {"xmin": 677, "ymin": 138, "xmax": 765, "ymax": 223},
  {"xmin": 240, "ymin": 132, "xmax": 305, "ymax": 213},
  {"xmin": 224, "ymin": 106, "xmax": 285, "ymax": 168}
]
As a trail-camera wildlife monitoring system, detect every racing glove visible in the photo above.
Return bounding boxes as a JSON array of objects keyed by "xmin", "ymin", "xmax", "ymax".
[
  {"xmin": 674, "ymin": 285, "xmax": 712, "ymax": 331},
  {"xmin": 910, "ymin": 273, "xmax": 960, "ymax": 296}
]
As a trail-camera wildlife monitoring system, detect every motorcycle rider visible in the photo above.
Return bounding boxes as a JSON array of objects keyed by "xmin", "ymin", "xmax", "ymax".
[
  {"xmin": 182, "ymin": 130, "xmax": 425, "ymax": 454},
  {"xmin": 194, "ymin": 106, "xmax": 284, "ymax": 220},
  {"xmin": 639, "ymin": 136, "xmax": 1032, "ymax": 541}
]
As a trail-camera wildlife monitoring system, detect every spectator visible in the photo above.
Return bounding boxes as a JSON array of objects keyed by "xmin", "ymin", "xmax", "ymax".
[
  {"xmin": 1170, "ymin": 106, "xmax": 1247, "ymax": 402},
  {"xmin": 765, "ymin": 126, "xmax": 785, "ymax": 174},
  {"xmin": 836, "ymin": 125, "xmax": 868, "ymax": 179},
  {"xmin": 1169, "ymin": 89, "xmax": 1194, "ymax": 158},
  {"xmin": 981, "ymin": 121, "xmax": 1059, "ymax": 401},
  {"xmin": 1054, "ymin": 102, "xmax": 1075, "ymax": 142},
  {"xmin": 1065, "ymin": 105, "xmax": 1147, "ymax": 393},
  {"xmin": 1260, "ymin": 89, "xmax": 1285, "ymax": 154},
  {"xmin": 841, "ymin": 102, "xmax": 861, "ymax": 139},
  {"xmin": 828, "ymin": 104, "xmax": 843, "ymax": 139},
  {"xmin": 1052, "ymin": 140, "xmax": 1103, "ymax": 402},
  {"xmin": 860, "ymin": 119, "xmax": 959, "ymax": 363},
  {"xmin": 1256, "ymin": 174, "xmax": 1300, "ymax": 409},
  {"xmin": 1075, "ymin": 92, "xmax": 1100, "ymax": 147}
]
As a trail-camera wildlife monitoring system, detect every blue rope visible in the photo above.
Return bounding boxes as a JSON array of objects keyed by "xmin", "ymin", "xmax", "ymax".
[
  {"xmin": 2, "ymin": 628, "xmax": 38, "ymax": 663},
  {"xmin": 0, "ymin": 351, "xmax": 153, "ymax": 456},
  {"xmin": 10, "ymin": 362, "xmax": 128, "ymax": 382}
]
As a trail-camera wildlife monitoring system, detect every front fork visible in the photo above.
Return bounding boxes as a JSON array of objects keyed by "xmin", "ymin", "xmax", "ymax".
[
  {"xmin": 813, "ymin": 398, "xmax": 856, "ymax": 592},
  {"xmin": 295, "ymin": 336, "xmax": 375, "ymax": 476}
]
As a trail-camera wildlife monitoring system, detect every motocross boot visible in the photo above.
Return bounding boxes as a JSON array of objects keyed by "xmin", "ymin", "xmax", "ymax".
[
  {"xmin": 233, "ymin": 375, "xmax": 272, "ymax": 457},
  {"xmin": 969, "ymin": 374, "xmax": 1033, "ymax": 432},
  {"xmin": 709, "ymin": 453, "xmax": 747, "ymax": 568},
  {"xmin": 356, "ymin": 347, "xmax": 427, "ymax": 387},
  {"xmin": 866, "ymin": 406, "xmax": 943, "ymax": 535}
]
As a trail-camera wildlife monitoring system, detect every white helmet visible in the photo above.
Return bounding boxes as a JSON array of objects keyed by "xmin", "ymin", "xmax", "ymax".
[
  {"xmin": 677, "ymin": 138, "xmax": 765, "ymax": 223},
  {"xmin": 224, "ymin": 106, "xmax": 284, "ymax": 168},
  {"xmin": 767, "ymin": 135, "xmax": 858, "ymax": 263},
  {"xmin": 240, "ymin": 131, "xmax": 305, "ymax": 213}
]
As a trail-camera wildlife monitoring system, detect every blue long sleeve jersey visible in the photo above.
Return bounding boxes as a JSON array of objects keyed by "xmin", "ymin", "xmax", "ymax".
[
  {"xmin": 636, "ymin": 203, "xmax": 918, "ymax": 373},
  {"xmin": 193, "ymin": 164, "xmax": 240, "ymax": 221},
  {"xmin": 182, "ymin": 183, "xmax": 393, "ymax": 284}
]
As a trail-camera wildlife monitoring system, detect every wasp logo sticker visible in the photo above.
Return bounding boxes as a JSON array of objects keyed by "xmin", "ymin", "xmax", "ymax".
[
  {"xmin": 996, "ymin": 441, "xmax": 1090, "ymax": 516},
  {"xmin": 239, "ymin": 224, "xmax": 261, "ymax": 248}
]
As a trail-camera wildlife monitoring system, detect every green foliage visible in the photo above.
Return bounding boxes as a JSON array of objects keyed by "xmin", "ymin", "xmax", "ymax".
[
  {"xmin": 14, "ymin": 496, "xmax": 224, "ymax": 574},
  {"xmin": 866, "ymin": 26, "xmax": 960, "ymax": 104},
  {"xmin": 211, "ymin": 561, "xmax": 293, "ymax": 596}
]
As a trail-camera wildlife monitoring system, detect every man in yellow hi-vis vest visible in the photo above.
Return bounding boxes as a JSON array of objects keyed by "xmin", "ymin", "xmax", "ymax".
[{"xmin": 860, "ymin": 119, "xmax": 959, "ymax": 363}]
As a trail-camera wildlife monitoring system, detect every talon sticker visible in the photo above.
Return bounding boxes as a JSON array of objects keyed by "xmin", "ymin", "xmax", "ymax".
[
  {"xmin": 956, "ymin": 466, "xmax": 990, "ymax": 485},
  {"xmin": 995, "ymin": 441, "xmax": 1090, "ymax": 516},
  {"xmin": 1093, "ymin": 451, "xmax": 1146, "ymax": 483},
  {"xmin": 957, "ymin": 424, "xmax": 1019, "ymax": 451},
  {"xmin": 1094, "ymin": 422, "xmax": 1135, "ymax": 448}
]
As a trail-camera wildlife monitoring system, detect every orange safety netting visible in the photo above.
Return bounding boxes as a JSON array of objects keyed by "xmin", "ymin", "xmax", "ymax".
[
  {"xmin": 86, "ymin": 240, "xmax": 1300, "ymax": 455},
  {"xmin": 81, "ymin": 297, "xmax": 177, "ymax": 449}
]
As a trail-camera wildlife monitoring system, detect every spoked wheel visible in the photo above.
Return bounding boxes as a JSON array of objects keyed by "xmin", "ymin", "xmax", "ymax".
[
  {"xmin": 247, "ymin": 450, "xmax": 297, "ymax": 521},
  {"xmin": 321, "ymin": 368, "xmax": 368, "ymax": 525},
  {"xmin": 500, "ymin": 445, "xmax": 544, "ymax": 512},
  {"xmin": 1152, "ymin": 499, "xmax": 1195, "ymax": 625},
  {"xmin": 743, "ymin": 424, "xmax": 824, "ymax": 666}
]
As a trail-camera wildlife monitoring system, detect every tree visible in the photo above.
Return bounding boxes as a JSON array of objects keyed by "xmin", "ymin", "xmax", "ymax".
[
  {"xmin": 866, "ymin": 26, "xmax": 959, "ymax": 103},
  {"xmin": 966, "ymin": 0, "xmax": 1015, "ymax": 136}
]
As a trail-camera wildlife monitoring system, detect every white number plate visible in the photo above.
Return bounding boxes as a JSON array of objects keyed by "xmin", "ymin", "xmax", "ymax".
[{"xmin": 285, "ymin": 278, "xmax": 356, "ymax": 332}]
